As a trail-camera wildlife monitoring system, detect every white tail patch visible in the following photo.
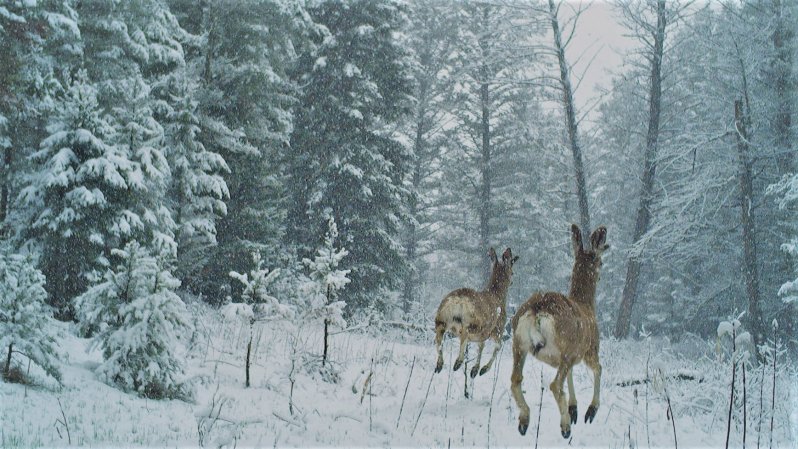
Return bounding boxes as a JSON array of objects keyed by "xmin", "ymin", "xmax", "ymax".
[
  {"xmin": 515, "ymin": 311, "xmax": 559, "ymax": 365},
  {"xmin": 438, "ymin": 296, "xmax": 475, "ymax": 334},
  {"xmin": 533, "ymin": 314, "xmax": 561, "ymax": 365}
]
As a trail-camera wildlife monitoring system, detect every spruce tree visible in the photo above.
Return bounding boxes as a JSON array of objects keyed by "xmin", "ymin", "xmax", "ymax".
[
  {"xmin": 0, "ymin": 250, "xmax": 62, "ymax": 383},
  {"xmin": 76, "ymin": 241, "xmax": 192, "ymax": 399},
  {"xmin": 287, "ymin": 0, "xmax": 413, "ymax": 313},
  {"xmin": 19, "ymin": 71, "xmax": 130, "ymax": 320}
]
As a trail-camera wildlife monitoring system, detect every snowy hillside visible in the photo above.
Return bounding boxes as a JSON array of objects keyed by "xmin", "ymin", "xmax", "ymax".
[{"xmin": 2, "ymin": 302, "xmax": 795, "ymax": 448}]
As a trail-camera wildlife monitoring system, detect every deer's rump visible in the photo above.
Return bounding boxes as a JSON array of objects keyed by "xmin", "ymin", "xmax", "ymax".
[
  {"xmin": 512, "ymin": 291, "xmax": 597, "ymax": 368},
  {"xmin": 435, "ymin": 288, "xmax": 502, "ymax": 339}
]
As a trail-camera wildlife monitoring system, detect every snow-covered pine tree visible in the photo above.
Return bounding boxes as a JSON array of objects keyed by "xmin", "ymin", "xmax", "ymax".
[
  {"xmin": 76, "ymin": 240, "xmax": 192, "ymax": 399},
  {"xmin": 287, "ymin": 0, "xmax": 414, "ymax": 314},
  {"xmin": 228, "ymin": 251, "xmax": 293, "ymax": 387},
  {"xmin": 0, "ymin": 0, "xmax": 81, "ymax": 231},
  {"xmin": 398, "ymin": 0, "xmax": 459, "ymax": 316},
  {"xmin": 18, "ymin": 70, "xmax": 132, "ymax": 320},
  {"xmin": 302, "ymin": 216, "xmax": 350, "ymax": 366},
  {"xmin": 158, "ymin": 74, "xmax": 229, "ymax": 291},
  {"xmin": 0, "ymin": 250, "xmax": 62, "ymax": 383}
]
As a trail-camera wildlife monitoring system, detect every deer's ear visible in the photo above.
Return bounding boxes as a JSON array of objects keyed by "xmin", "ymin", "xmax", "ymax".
[
  {"xmin": 512, "ymin": 255, "xmax": 519, "ymax": 265},
  {"xmin": 488, "ymin": 247, "xmax": 498, "ymax": 263},
  {"xmin": 502, "ymin": 248, "xmax": 512, "ymax": 263},
  {"xmin": 591, "ymin": 226, "xmax": 609, "ymax": 253},
  {"xmin": 571, "ymin": 224, "xmax": 583, "ymax": 255}
]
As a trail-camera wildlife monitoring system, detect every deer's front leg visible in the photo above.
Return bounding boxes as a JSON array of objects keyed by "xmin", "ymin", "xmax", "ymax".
[
  {"xmin": 479, "ymin": 335, "xmax": 502, "ymax": 376},
  {"xmin": 510, "ymin": 341, "xmax": 530, "ymax": 435},
  {"xmin": 470, "ymin": 340, "xmax": 486, "ymax": 378},
  {"xmin": 550, "ymin": 363, "xmax": 573, "ymax": 439},
  {"xmin": 434, "ymin": 322, "xmax": 445, "ymax": 373},
  {"xmin": 585, "ymin": 354, "xmax": 601, "ymax": 423}
]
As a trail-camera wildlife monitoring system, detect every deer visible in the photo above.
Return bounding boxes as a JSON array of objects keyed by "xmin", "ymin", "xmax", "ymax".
[
  {"xmin": 510, "ymin": 224, "xmax": 608, "ymax": 439},
  {"xmin": 434, "ymin": 247, "xmax": 518, "ymax": 378}
]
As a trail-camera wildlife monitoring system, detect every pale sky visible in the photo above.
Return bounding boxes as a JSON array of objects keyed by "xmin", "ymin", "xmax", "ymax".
[{"xmin": 562, "ymin": 1, "xmax": 638, "ymax": 125}]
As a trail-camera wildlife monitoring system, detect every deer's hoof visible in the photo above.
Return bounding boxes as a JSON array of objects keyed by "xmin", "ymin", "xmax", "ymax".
[
  {"xmin": 435, "ymin": 360, "xmax": 443, "ymax": 373},
  {"xmin": 569, "ymin": 405, "xmax": 578, "ymax": 424},
  {"xmin": 518, "ymin": 417, "xmax": 529, "ymax": 435},
  {"xmin": 479, "ymin": 365, "xmax": 489, "ymax": 376},
  {"xmin": 470, "ymin": 366, "xmax": 479, "ymax": 378},
  {"xmin": 452, "ymin": 359, "xmax": 462, "ymax": 372},
  {"xmin": 561, "ymin": 428, "xmax": 571, "ymax": 439},
  {"xmin": 585, "ymin": 405, "xmax": 598, "ymax": 423}
]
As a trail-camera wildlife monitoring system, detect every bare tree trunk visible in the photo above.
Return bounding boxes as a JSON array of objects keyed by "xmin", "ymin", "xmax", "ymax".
[
  {"xmin": 479, "ymin": 74, "xmax": 491, "ymax": 262},
  {"xmin": 0, "ymin": 147, "xmax": 10, "ymax": 225},
  {"xmin": 4, "ymin": 343, "xmax": 11, "ymax": 377},
  {"xmin": 548, "ymin": 0, "xmax": 590, "ymax": 243},
  {"xmin": 771, "ymin": 0, "xmax": 793, "ymax": 175},
  {"xmin": 403, "ymin": 102, "xmax": 426, "ymax": 314},
  {"xmin": 734, "ymin": 100, "xmax": 766, "ymax": 345},
  {"xmin": 245, "ymin": 329, "xmax": 252, "ymax": 388},
  {"xmin": 614, "ymin": 0, "xmax": 666, "ymax": 339},
  {"xmin": 323, "ymin": 318, "xmax": 329, "ymax": 366}
]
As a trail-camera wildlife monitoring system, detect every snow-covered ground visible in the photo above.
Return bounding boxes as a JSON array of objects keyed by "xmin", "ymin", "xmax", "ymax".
[{"xmin": 2, "ymin": 302, "xmax": 796, "ymax": 448}]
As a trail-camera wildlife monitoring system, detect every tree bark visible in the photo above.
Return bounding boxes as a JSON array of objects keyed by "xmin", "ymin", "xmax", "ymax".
[
  {"xmin": 478, "ymin": 6, "xmax": 492, "ymax": 273},
  {"xmin": 403, "ymin": 93, "xmax": 427, "ymax": 315},
  {"xmin": 614, "ymin": 0, "xmax": 666, "ymax": 339},
  {"xmin": 4, "ymin": 343, "xmax": 12, "ymax": 377},
  {"xmin": 323, "ymin": 318, "xmax": 329, "ymax": 366},
  {"xmin": 549, "ymin": 0, "xmax": 590, "ymax": 243},
  {"xmin": 771, "ymin": 0, "xmax": 793, "ymax": 175},
  {"xmin": 479, "ymin": 74, "xmax": 491, "ymax": 265},
  {"xmin": 245, "ymin": 329, "xmax": 252, "ymax": 388},
  {"xmin": 0, "ymin": 147, "xmax": 11, "ymax": 225},
  {"xmin": 734, "ymin": 99, "xmax": 765, "ymax": 345}
]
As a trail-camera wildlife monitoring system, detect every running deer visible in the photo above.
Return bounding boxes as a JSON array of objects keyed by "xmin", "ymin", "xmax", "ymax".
[
  {"xmin": 510, "ymin": 225, "xmax": 608, "ymax": 439},
  {"xmin": 434, "ymin": 247, "xmax": 518, "ymax": 378}
]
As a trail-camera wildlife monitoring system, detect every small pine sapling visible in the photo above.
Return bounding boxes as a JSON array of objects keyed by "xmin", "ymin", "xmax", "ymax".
[
  {"xmin": 0, "ymin": 252, "xmax": 62, "ymax": 384},
  {"xmin": 228, "ymin": 251, "xmax": 294, "ymax": 387},
  {"xmin": 76, "ymin": 241, "xmax": 193, "ymax": 399},
  {"xmin": 302, "ymin": 216, "xmax": 350, "ymax": 369},
  {"xmin": 718, "ymin": 315, "xmax": 753, "ymax": 449}
]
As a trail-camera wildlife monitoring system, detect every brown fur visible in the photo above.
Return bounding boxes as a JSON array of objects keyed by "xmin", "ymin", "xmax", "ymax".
[
  {"xmin": 434, "ymin": 247, "xmax": 518, "ymax": 378},
  {"xmin": 510, "ymin": 225, "xmax": 608, "ymax": 438}
]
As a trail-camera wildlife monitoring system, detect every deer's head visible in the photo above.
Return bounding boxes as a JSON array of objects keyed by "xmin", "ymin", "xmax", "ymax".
[
  {"xmin": 571, "ymin": 224, "xmax": 609, "ymax": 279},
  {"xmin": 488, "ymin": 247, "xmax": 519, "ymax": 290}
]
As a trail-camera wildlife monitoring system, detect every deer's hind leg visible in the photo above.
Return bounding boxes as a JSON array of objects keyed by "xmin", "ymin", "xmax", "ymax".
[
  {"xmin": 434, "ymin": 320, "xmax": 446, "ymax": 373},
  {"xmin": 470, "ymin": 340, "xmax": 485, "ymax": 378},
  {"xmin": 452, "ymin": 329, "xmax": 468, "ymax": 372},
  {"xmin": 550, "ymin": 362, "xmax": 575, "ymax": 439},
  {"xmin": 510, "ymin": 338, "xmax": 530, "ymax": 435},
  {"xmin": 567, "ymin": 368, "xmax": 578, "ymax": 424}
]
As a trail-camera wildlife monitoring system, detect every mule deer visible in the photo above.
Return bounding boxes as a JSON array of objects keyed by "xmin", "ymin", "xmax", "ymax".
[
  {"xmin": 434, "ymin": 247, "xmax": 518, "ymax": 378},
  {"xmin": 510, "ymin": 225, "xmax": 608, "ymax": 438}
]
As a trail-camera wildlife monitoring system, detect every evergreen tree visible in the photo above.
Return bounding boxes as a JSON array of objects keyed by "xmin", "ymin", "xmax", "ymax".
[
  {"xmin": 166, "ymin": 0, "xmax": 316, "ymax": 302},
  {"xmin": 0, "ymin": 0, "xmax": 81, "ymax": 231},
  {"xmin": 302, "ymin": 216, "xmax": 350, "ymax": 332},
  {"xmin": 287, "ymin": 0, "xmax": 414, "ymax": 313},
  {"xmin": 0, "ymin": 250, "xmax": 62, "ymax": 383},
  {"xmin": 18, "ymin": 71, "xmax": 132, "ymax": 320},
  {"xmin": 398, "ymin": 0, "xmax": 458, "ymax": 315},
  {"xmin": 76, "ymin": 240, "xmax": 192, "ymax": 399},
  {"xmin": 160, "ymin": 75, "xmax": 229, "ymax": 291}
]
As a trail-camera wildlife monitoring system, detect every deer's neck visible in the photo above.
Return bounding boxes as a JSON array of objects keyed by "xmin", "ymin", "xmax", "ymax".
[
  {"xmin": 485, "ymin": 272, "xmax": 510, "ymax": 305},
  {"xmin": 568, "ymin": 260, "xmax": 598, "ymax": 307}
]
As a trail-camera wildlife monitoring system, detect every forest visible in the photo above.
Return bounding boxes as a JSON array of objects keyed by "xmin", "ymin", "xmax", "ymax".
[{"xmin": 1, "ymin": 0, "xmax": 796, "ymax": 448}]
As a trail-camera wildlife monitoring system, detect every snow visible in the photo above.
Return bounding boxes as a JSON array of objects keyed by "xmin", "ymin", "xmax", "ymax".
[{"xmin": 2, "ymin": 306, "xmax": 795, "ymax": 448}]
